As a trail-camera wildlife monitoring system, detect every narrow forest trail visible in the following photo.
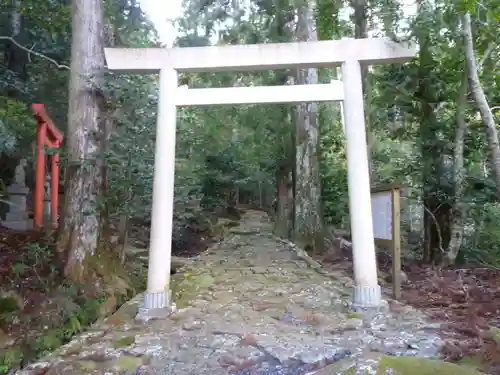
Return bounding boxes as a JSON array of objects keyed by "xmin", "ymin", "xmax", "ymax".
[{"xmin": 17, "ymin": 210, "xmax": 480, "ymax": 375}]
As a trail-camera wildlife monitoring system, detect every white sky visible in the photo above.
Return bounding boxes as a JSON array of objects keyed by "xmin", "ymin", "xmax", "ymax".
[{"xmin": 139, "ymin": 0, "xmax": 184, "ymax": 46}]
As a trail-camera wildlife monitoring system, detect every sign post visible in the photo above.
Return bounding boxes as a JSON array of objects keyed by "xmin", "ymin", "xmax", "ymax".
[{"xmin": 371, "ymin": 183, "xmax": 402, "ymax": 300}]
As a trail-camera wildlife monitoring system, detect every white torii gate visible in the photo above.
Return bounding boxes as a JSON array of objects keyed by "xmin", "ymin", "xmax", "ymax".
[{"xmin": 105, "ymin": 38, "xmax": 416, "ymax": 312}]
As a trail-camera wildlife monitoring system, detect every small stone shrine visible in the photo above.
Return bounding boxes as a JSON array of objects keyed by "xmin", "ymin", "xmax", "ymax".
[{"xmin": 1, "ymin": 159, "xmax": 33, "ymax": 231}]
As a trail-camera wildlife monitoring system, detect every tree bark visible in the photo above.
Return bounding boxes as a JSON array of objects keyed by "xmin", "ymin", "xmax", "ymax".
[
  {"xmin": 275, "ymin": 165, "xmax": 294, "ymax": 238},
  {"xmin": 117, "ymin": 152, "xmax": 133, "ymax": 264},
  {"xmin": 416, "ymin": 0, "xmax": 451, "ymax": 263},
  {"xmin": 444, "ymin": 73, "xmax": 468, "ymax": 265},
  {"xmin": 56, "ymin": 0, "xmax": 106, "ymax": 283},
  {"xmin": 294, "ymin": 0, "xmax": 324, "ymax": 253},
  {"xmin": 462, "ymin": 13, "xmax": 500, "ymax": 198},
  {"xmin": 98, "ymin": 19, "xmax": 117, "ymax": 250},
  {"xmin": 272, "ymin": 5, "xmax": 295, "ymax": 238},
  {"xmin": 4, "ymin": 0, "xmax": 28, "ymax": 98},
  {"xmin": 275, "ymin": 93, "xmax": 295, "ymax": 238}
]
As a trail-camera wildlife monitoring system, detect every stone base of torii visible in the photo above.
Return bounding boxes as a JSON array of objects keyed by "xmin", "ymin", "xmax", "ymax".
[{"xmin": 104, "ymin": 37, "xmax": 416, "ymax": 316}]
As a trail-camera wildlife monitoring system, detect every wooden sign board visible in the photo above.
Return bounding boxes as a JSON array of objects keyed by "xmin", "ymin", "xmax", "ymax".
[{"xmin": 371, "ymin": 183, "xmax": 402, "ymax": 300}]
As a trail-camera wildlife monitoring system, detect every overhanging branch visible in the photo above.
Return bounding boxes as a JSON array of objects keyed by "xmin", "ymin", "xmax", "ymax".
[{"xmin": 0, "ymin": 36, "xmax": 70, "ymax": 70}]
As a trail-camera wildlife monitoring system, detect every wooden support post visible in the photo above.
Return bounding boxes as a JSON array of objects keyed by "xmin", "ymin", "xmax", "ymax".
[{"xmin": 391, "ymin": 187, "xmax": 402, "ymax": 300}]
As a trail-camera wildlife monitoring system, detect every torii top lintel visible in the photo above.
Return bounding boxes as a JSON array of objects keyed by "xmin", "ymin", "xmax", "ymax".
[
  {"xmin": 104, "ymin": 38, "xmax": 416, "ymax": 74},
  {"xmin": 32, "ymin": 103, "xmax": 64, "ymax": 143}
]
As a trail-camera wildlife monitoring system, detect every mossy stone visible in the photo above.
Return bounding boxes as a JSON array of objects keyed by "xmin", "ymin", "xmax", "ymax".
[
  {"xmin": 489, "ymin": 326, "xmax": 500, "ymax": 343},
  {"xmin": 104, "ymin": 296, "xmax": 141, "ymax": 326},
  {"xmin": 77, "ymin": 360, "xmax": 98, "ymax": 371},
  {"xmin": 114, "ymin": 356, "xmax": 143, "ymax": 371},
  {"xmin": 375, "ymin": 356, "xmax": 483, "ymax": 375},
  {"xmin": 345, "ymin": 312, "xmax": 362, "ymax": 319},
  {"xmin": 113, "ymin": 335, "xmax": 136, "ymax": 348},
  {"xmin": 456, "ymin": 355, "xmax": 484, "ymax": 371},
  {"xmin": 322, "ymin": 355, "xmax": 484, "ymax": 375},
  {"xmin": 171, "ymin": 273, "xmax": 214, "ymax": 308}
]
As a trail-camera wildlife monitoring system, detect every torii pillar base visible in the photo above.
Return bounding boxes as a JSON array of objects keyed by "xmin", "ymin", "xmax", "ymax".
[
  {"xmin": 136, "ymin": 298, "xmax": 176, "ymax": 323},
  {"xmin": 353, "ymin": 285, "xmax": 382, "ymax": 309}
]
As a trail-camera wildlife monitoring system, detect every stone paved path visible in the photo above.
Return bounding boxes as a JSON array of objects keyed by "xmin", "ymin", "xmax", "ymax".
[{"xmin": 17, "ymin": 210, "xmax": 451, "ymax": 375}]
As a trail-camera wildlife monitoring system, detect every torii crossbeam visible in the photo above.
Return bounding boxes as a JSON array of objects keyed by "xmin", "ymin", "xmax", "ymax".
[{"xmin": 105, "ymin": 38, "xmax": 416, "ymax": 314}]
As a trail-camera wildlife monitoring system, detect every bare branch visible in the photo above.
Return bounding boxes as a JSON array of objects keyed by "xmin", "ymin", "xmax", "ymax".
[
  {"xmin": 0, "ymin": 36, "xmax": 70, "ymax": 70},
  {"xmin": 423, "ymin": 204, "xmax": 445, "ymax": 254},
  {"xmin": 478, "ymin": 42, "xmax": 496, "ymax": 71}
]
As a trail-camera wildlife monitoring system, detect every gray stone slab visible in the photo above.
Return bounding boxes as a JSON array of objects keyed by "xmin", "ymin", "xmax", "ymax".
[{"xmin": 2, "ymin": 219, "xmax": 33, "ymax": 231}]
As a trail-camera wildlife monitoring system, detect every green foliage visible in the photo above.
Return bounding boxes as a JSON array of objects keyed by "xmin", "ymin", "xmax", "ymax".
[
  {"xmin": 0, "ymin": 297, "xmax": 20, "ymax": 315},
  {"xmin": 316, "ymin": 0, "xmax": 351, "ymax": 39},
  {"xmin": 319, "ymin": 105, "xmax": 349, "ymax": 226},
  {"xmin": 0, "ymin": 0, "xmax": 498, "ymax": 369},
  {"xmin": 0, "ymin": 0, "xmax": 498, "ymax": 305},
  {"xmin": 113, "ymin": 335, "xmax": 136, "ymax": 348},
  {"xmin": 149, "ymin": 0, "xmax": 500, "ymax": 266},
  {"xmin": 0, "ymin": 348, "xmax": 23, "ymax": 374},
  {"xmin": 0, "ymin": 98, "xmax": 36, "ymax": 154},
  {"xmin": 465, "ymin": 202, "xmax": 500, "ymax": 267},
  {"xmin": 0, "ymin": 284, "xmax": 108, "ymax": 373},
  {"xmin": 28, "ymin": 290, "xmax": 107, "ymax": 359}
]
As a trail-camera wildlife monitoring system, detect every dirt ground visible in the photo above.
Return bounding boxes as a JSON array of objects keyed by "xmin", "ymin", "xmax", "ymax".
[
  {"xmin": 0, "ymin": 220, "xmax": 212, "ymax": 328},
  {"xmin": 321, "ymin": 248, "xmax": 500, "ymax": 374},
  {"xmin": 0, "ymin": 227, "xmax": 57, "ymax": 321},
  {"xmin": 401, "ymin": 261, "xmax": 500, "ymax": 373}
]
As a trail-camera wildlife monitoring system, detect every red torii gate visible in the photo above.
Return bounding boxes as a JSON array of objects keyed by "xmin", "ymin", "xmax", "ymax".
[{"xmin": 32, "ymin": 104, "xmax": 63, "ymax": 229}]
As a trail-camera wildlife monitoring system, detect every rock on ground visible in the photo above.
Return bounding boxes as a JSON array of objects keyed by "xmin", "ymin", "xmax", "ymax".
[{"xmin": 16, "ymin": 210, "xmax": 460, "ymax": 375}]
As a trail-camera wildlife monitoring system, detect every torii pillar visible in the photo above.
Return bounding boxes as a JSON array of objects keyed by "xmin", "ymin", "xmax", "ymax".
[{"xmin": 105, "ymin": 38, "xmax": 416, "ymax": 314}]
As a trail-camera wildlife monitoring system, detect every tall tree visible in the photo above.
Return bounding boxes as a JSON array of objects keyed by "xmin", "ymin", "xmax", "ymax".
[
  {"xmin": 56, "ymin": 0, "xmax": 106, "ymax": 282},
  {"xmin": 293, "ymin": 0, "xmax": 324, "ymax": 253},
  {"xmin": 462, "ymin": 13, "xmax": 500, "ymax": 197},
  {"xmin": 4, "ymin": 0, "xmax": 28, "ymax": 99},
  {"xmin": 415, "ymin": 0, "xmax": 451, "ymax": 263},
  {"xmin": 263, "ymin": 0, "xmax": 296, "ymax": 239},
  {"xmin": 445, "ymin": 70, "xmax": 468, "ymax": 264}
]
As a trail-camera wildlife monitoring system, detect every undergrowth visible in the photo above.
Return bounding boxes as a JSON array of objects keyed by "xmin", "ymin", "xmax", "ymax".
[{"xmin": 0, "ymin": 229, "xmax": 144, "ymax": 373}]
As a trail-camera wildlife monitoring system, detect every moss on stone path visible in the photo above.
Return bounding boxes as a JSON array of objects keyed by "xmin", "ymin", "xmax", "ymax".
[
  {"xmin": 14, "ymin": 210, "xmax": 475, "ymax": 375},
  {"xmin": 316, "ymin": 355, "xmax": 483, "ymax": 374}
]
